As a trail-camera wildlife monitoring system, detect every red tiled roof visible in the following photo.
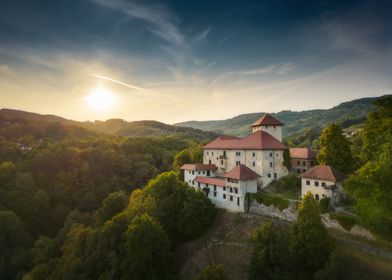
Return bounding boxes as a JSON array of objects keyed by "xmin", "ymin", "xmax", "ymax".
[
  {"xmin": 251, "ymin": 114, "xmax": 284, "ymax": 127},
  {"xmin": 204, "ymin": 130, "xmax": 287, "ymax": 150},
  {"xmin": 194, "ymin": 176, "xmax": 225, "ymax": 187},
  {"xmin": 290, "ymin": 148, "xmax": 317, "ymax": 159},
  {"xmin": 299, "ymin": 165, "xmax": 346, "ymax": 182},
  {"xmin": 180, "ymin": 164, "xmax": 218, "ymax": 171},
  {"xmin": 224, "ymin": 164, "xmax": 260, "ymax": 180}
]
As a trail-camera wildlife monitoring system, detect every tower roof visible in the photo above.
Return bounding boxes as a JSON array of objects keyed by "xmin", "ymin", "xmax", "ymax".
[
  {"xmin": 251, "ymin": 114, "xmax": 284, "ymax": 127},
  {"xmin": 224, "ymin": 164, "xmax": 260, "ymax": 180}
]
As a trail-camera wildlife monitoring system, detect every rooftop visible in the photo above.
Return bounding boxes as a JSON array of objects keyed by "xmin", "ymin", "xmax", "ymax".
[
  {"xmin": 290, "ymin": 147, "xmax": 317, "ymax": 159},
  {"xmin": 180, "ymin": 164, "xmax": 218, "ymax": 171},
  {"xmin": 204, "ymin": 130, "xmax": 287, "ymax": 150},
  {"xmin": 224, "ymin": 164, "xmax": 260, "ymax": 180},
  {"xmin": 251, "ymin": 114, "xmax": 284, "ymax": 127},
  {"xmin": 194, "ymin": 176, "xmax": 225, "ymax": 187},
  {"xmin": 299, "ymin": 165, "xmax": 346, "ymax": 182}
]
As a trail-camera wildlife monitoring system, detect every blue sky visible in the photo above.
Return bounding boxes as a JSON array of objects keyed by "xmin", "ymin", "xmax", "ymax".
[{"xmin": 0, "ymin": 0, "xmax": 391, "ymax": 123}]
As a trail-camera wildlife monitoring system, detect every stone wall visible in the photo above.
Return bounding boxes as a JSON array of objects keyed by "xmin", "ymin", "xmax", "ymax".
[{"xmin": 249, "ymin": 200, "xmax": 376, "ymax": 241}]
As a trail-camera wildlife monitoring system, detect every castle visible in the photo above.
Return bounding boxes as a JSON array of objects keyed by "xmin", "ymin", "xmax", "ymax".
[{"xmin": 181, "ymin": 114, "xmax": 289, "ymax": 212}]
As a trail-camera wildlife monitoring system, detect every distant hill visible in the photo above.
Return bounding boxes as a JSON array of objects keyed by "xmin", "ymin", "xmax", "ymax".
[
  {"xmin": 175, "ymin": 97, "xmax": 378, "ymax": 138},
  {"xmin": 0, "ymin": 109, "xmax": 217, "ymax": 142}
]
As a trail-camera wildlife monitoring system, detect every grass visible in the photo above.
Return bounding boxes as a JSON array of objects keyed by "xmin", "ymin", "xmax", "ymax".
[
  {"xmin": 330, "ymin": 212, "xmax": 357, "ymax": 231},
  {"xmin": 252, "ymin": 193, "xmax": 289, "ymax": 211}
]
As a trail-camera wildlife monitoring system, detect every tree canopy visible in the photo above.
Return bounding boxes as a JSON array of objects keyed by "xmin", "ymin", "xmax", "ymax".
[{"xmin": 317, "ymin": 124, "xmax": 354, "ymax": 173}]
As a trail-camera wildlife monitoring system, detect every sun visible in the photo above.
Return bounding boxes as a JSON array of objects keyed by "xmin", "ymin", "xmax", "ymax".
[{"xmin": 85, "ymin": 87, "xmax": 116, "ymax": 111}]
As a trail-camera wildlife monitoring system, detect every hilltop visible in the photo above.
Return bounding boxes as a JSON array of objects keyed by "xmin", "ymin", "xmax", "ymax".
[
  {"xmin": 0, "ymin": 109, "xmax": 217, "ymax": 142},
  {"xmin": 175, "ymin": 96, "xmax": 377, "ymax": 137}
]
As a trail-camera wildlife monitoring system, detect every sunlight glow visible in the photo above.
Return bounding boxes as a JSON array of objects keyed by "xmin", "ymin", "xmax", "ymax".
[{"xmin": 85, "ymin": 87, "xmax": 117, "ymax": 111}]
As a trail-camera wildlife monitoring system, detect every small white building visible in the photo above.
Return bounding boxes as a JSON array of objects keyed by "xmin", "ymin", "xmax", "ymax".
[
  {"xmin": 181, "ymin": 164, "xmax": 259, "ymax": 212},
  {"xmin": 300, "ymin": 165, "xmax": 346, "ymax": 204}
]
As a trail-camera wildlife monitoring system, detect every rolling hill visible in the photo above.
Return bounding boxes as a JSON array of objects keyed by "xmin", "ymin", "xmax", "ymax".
[
  {"xmin": 0, "ymin": 109, "xmax": 217, "ymax": 142},
  {"xmin": 175, "ymin": 96, "xmax": 378, "ymax": 138}
]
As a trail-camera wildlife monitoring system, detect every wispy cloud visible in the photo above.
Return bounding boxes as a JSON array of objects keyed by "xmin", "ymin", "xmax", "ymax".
[
  {"xmin": 193, "ymin": 27, "xmax": 211, "ymax": 42},
  {"xmin": 0, "ymin": 64, "xmax": 13, "ymax": 75},
  {"xmin": 91, "ymin": 74, "xmax": 146, "ymax": 92},
  {"xmin": 89, "ymin": 0, "xmax": 185, "ymax": 46},
  {"xmin": 212, "ymin": 63, "xmax": 295, "ymax": 86}
]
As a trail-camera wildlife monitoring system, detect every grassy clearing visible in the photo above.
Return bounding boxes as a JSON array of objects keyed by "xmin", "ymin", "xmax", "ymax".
[
  {"xmin": 330, "ymin": 212, "xmax": 357, "ymax": 231},
  {"xmin": 252, "ymin": 192, "xmax": 289, "ymax": 210}
]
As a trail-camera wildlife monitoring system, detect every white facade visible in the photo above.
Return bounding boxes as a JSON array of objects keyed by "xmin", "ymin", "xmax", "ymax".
[
  {"xmin": 252, "ymin": 125, "xmax": 282, "ymax": 141},
  {"xmin": 301, "ymin": 178, "xmax": 343, "ymax": 204},
  {"xmin": 203, "ymin": 149, "xmax": 287, "ymax": 188},
  {"xmin": 184, "ymin": 169, "xmax": 216, "ymax": 186},
  {"xmin": 189, "ymin": 176, "xmax": 257, "ymax": 213}
]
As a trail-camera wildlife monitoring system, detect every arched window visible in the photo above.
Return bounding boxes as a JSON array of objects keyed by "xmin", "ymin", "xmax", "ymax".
[{"xmin": 315, "ymin": 194, "xmax": 319, "ymax": 201}]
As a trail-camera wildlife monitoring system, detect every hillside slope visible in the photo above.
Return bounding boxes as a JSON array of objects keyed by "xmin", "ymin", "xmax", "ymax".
[
  {"xmin": 175, "ymin": 97, "xmax": 378, "ymax": 137},
  {"xmin": 0, "ymin": 109, "xmax": 217, "ymax": 142}
]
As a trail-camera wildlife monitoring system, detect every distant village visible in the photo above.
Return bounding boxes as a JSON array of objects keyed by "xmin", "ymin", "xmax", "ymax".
[{"xmin": 181, "ymin": 114, "xmax": 346, "ymax": 212}]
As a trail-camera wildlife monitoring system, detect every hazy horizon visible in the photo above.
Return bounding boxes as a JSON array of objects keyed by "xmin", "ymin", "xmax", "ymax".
[{"xmin": 1, "ymin": 0, "xmax": 391, "ymax": 123}]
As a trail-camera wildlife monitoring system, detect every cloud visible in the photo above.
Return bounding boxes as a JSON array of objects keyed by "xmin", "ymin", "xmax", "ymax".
[
  {"xmin": 193, "ymin": 27, "xmax": 210, "ymax": 42},
  {"xmin": 211, "ymin": 63, "xmax": 295, "ymax": 86},
  {"xmin": 91, "ymin": 74, "xmax": 146, "ymax": 92},
  {"xmin": 0, "ymin": 64, "xmax": 13, "ymax": 75},
  {"xmin": 89, "ymin": 0, "xmax": 185, "ymax": 46}
]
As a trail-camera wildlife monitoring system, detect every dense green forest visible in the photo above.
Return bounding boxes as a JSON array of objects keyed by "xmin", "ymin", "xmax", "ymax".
[
  {"xmin": 176, "ymin": 96, "xmax": 376, "ymax": 138},
  {"xmin": 0, "ymin": 115, "xmax": 216, "ymax": 279}
]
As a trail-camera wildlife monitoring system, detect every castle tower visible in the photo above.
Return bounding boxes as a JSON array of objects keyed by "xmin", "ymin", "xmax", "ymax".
[{"xmin": 251, "ymin": 114, "xmax": 283, "ymax": 141}]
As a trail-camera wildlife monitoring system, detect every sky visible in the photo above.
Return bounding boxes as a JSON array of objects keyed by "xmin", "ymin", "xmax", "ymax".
[{"xmin": 0, "ymin": 0, "xmax": 391, "ymax": 123}]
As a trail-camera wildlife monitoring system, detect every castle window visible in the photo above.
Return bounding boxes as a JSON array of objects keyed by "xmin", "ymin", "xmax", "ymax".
[
  {"xmin": 237, "ymin": 197, "xmax": 240, "ymax": 206},
  {"xmin": 223, "ymin": 194, "xmax": 226, "ymax": 199},
  {"xmin": 322, "ymin": 182, "xmax": 326, "ymax": 187},
  {"xmin": 270, "ymin": 162, "xmax": 273, "ymax": 167},
  {"xmin": 223, "ymin": 186, "xmax": 226, "ymax": 191},
  {"xmin": 212, "ymin": 152, "xmax": 214, "ymax": 155},
  {"xmin": 209, "ymin": 160, "xmax": 211, "ymax": 164},
  {"xmin": 252, "ymin": 162, "xmax": 255, "ymax": 167},
  {"xmin": 315, "ymin": 181, "xmax": 319, "ymax": 187},
  {"xmin": 297, "ymin": 160, "xmax": 300, "ymax": 165},
  {"xmin": 230, "ymin": 187, "xmax": 233, "ymax": 193},
  {"xmin": 234, "ymin": 188, "xmax": 238, "ymax": 194},
  {"xmin": 315, "ymin": 194, "xmax": 320, "ymax": 201},
  {"xmin": 274, "ymin": 173, "xmax": 277, "ymax": 179},
  {"xmin": 302, "ymin": 161, "xmax": 306, "ymax": 166},
  {"xmin": 306, "ymin": 180, "xmax": 310, "ymax": 185},
  {"xmin": 214, "ymin": 185, "xmax": 217, "ymax": 191},
  {"xmin": 270, "ymin": 152, "xmax": 273, "ymax": 157},
  {"xmin": 274, "ymin": 125, "xmax": 276, "ymax": 128},
  {"xmin": 192, "ymin": 171, "xmax": 194, "ymax": 175},
  {"xmin": 268, "ymin": 173, "xmax": 271, "ymax": 178},
  {"xmin": 253, "ymin": 152, "xmax": 256, "ymax": 157},
  {"xmin": 207, "ymin": 152, "xmax": 209, "ymax": 155},
  {"xmin": 230, "ymin": 195, "xmax": 233, "ymax": 201},
  {"xmin": 297, "ymin": 169, "xmax": 300, "ymax": 174},
  {"xmin": 213, "ymin": 191, "xmax": 217, "ymax": 197},
  {"xmin": 223, "ymin": 151, "xmax": 226, "ymax": 156}
]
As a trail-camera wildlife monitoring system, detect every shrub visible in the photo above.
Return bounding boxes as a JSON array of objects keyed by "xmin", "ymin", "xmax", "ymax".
[
  {"xmin": 330, "ymin": 213, "xmax": 356, "ymax": 231},
  {"xmin": 195, "ymin": 264, "xmax": 228, "ymax": 280},
  {"xmin": 319, "ymin": 197, "xmax": 330, "ymax": 214},
  {"xmin": 267, "ymin": 174, "xmax": 301, "ymax": 193},
  {"xmin": 253, "ymin": 193, "xmax": 289, "ymax": 211}
]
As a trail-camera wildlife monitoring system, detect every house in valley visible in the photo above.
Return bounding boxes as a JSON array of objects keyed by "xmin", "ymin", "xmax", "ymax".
[
  {"xmin": 181, "ymin": 114, "xmax": 289, "ymax": 212},
  {"xmin": 290, "ymin": 147, "xmax": 317, "ymax": 174},
  {"xmin": 299, "ymin": 165, "xmax": 346, "ymax": 204}
]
